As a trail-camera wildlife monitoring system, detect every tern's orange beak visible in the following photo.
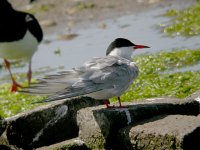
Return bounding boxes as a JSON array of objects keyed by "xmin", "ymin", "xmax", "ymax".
[{"xmin": 134, "ymin": 45, "xmax": 150, "ymax": 49}]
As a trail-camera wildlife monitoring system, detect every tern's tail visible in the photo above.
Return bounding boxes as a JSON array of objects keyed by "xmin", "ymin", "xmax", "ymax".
[
  {"xmin": 21, "ymin": 70, "xmax": 81, "ymax": 95},
  {"xmin": 20, "ymin": 79, "xmax": 108, "ymax": 103}
]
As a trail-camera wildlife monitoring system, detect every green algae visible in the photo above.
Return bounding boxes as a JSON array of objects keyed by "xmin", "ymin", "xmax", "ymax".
[
  {"xmin": 134, "ymin": 50, "xmax": 200, "ymax": 75},
  {"xmin": 0, "ymin": 66, "xmax": 60, "ymax": 118},
  {"xmin": 121, "ymin": 71, "xmax": 200, "ymax": 101},
  {"xmin": 0, "ymin": 49, "xmax": 200, "ymax": 117},
  {"xmin": 161, "ymin": 1, "xmax": 200, "ymax": 36},
  {"xmin": 24, "ymin": 3, "xmax": 55, "ymax": 14},
  {"xmin": 111, "ymin": 49, "xmax": 200, "ymax": 102},
  {"xmin": 0, "ymin": 83, "xmax": 45, "ymax": 118},
  {"xmin": 74, "ymin": 2, "xmax": 96, "ymax": 11}
]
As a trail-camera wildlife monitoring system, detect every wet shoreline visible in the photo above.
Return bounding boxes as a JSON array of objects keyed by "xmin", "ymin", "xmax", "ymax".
[{"xmin": 1, "ymin": 0, "xmax": 199, "ymax": 76}]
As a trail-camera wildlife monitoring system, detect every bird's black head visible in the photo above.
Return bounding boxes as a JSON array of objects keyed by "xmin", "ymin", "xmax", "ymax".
[
  {"xmin": 106, "ymin": 38, "xmax": 136, "ymax": 55},
  {"xmin": 106, "ymin": 38, "xmax": 150, "ymax": 56}
]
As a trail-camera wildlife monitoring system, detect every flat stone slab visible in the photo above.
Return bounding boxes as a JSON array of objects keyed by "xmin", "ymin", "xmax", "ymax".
[
  {"xmin": 118, "ymin": 114, "xmax": 200, "ymax": 150},
  {"xmin": 36, "ymin": 138, "xmax": 89, "ymax": 150},
  {"xmin": 186, "ymin": 90, "xmax": 200, "ymax": 102},
  {"xmin": 2, "ymin": 95, "xmax": 199, "ymax": 149},
  {"xmin": 0, "ymin": 145, "xmax": 13, "ymax": 150},
  {"xmin": 5, "ymin": 97, "xmax": 104, "ymax": 150},
  {"xmin": 77, "ymin": 98, "xmax": 199, "ymax": 149},
  {"xmin": 0, "ymin": 117, "xmax": 6, "ymax": 137}
]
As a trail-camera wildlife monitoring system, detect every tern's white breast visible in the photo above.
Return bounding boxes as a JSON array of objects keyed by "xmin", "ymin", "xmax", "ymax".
[
  {"xmin": 0, "ymin": 30, "xmax": 38, "ymax": 60},
  {"xmin": 86, "ymin": 88, "xmax": 118, "ymax": 100}
]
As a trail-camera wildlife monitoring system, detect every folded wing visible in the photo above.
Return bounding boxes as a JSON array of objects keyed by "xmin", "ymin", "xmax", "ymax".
[{"xmin": 21, "ymin": 56, "xmax": 137, "ymax": 103}]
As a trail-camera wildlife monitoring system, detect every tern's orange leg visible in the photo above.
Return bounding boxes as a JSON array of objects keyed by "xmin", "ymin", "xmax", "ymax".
[
  {"xmin": 104, "ymin": 99, "xmax": 114, "ymax": 108},
  {"xmin": 117, "ymin": 97, "xmax": 122, "ymax": 108},
  {"xmin": 4, "ymin": 59, "xmax": 22, "ymax": 92},
  {"xmin": 10, "ymin": 79, "xmax": 22, "ymax": 92},
  {"xmin": 104, "ymin": 97, "xmax": 127, "ymax": 109},
  {"xmin": 117, "ymin": 97, "xmax": 128, "ymax": 108}
]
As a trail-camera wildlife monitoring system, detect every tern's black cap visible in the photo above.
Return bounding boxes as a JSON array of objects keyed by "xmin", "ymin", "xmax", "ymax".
[{"xmin": 106, "ymin": 38, "xmax": 135, "ymax": 55}]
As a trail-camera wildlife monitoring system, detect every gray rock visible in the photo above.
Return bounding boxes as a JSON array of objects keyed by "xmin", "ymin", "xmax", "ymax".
[
  {"xmin": 118, "ymin": 114, "xmax": 200, "ymax": 150},
  {"xmin": 0, "ymin": 117, "xmax": 6, "ymax": 137},
  {"xmin": 0, "ymin": 145, "xmax": 13, "ymax": 150},
  {"xmin": 5, "ymin": 97, "xmax": 104, "ymax": 150},
  {"xmin": 36, "ymin": 138, "xmax": 89, "ymax": 150},
  {"xmin": 77, "ymin": 98, "xmax": 199, "ymax": 149},
  {"xmin": 185, "ymin": 90, "xmax": 200, "ymax": 102}
]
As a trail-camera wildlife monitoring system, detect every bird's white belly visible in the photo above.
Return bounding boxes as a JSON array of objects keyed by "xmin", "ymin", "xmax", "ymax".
[
  {"xmin": 85, "ymin": 74, "xmax": 136, "ymax": 100},
  {"xmin": 0, "ymin": 30, "xmax": 38, "ymax": 60},
  {"xmin": 86, "ymin": 88, "xmax": 118, "ymax": 100}
]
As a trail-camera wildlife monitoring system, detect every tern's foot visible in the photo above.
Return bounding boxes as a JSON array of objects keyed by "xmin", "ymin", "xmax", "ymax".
[
  {"xmin": 106, "ymin": 105, "xmax": 115, "ymax": 108},
  {"xmin": 104, "ymin": 99, "xmax": 128, "ymax": 109},
  {"xmin": 11, "ymin": 81, "xmax": 22, "ymax": 92},
  {"xmin": 118, "ymin": 105, "xmax": 128, "ymax": 109},
  {"xmin": 106, "ymin": 105, "xmax": 128, "ymax": 109}
]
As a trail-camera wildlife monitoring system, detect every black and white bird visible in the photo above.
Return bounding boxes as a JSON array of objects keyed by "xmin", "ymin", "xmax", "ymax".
[
  {"xmin": 0, "ymin": 0, "xmax": 43, "ymax": 92},
  {"xmin": 22, "ymin": 38, "xmax": 149, "ymax": 108}
]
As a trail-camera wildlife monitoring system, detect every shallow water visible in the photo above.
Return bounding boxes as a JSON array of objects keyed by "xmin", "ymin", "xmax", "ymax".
[
  {"xmin": 164, "ymin": 63, "xmax": 200, "ymax": 74},
  {"xmin": 0, "ymin": 0, "xmax": 199, "ymax": 79}
]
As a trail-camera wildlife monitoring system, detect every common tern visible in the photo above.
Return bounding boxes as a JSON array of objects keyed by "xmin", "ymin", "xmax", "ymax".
[
  {"xmin": 0, "ymin": 0, "xmax": 43, "ymax": 92},
  {"xmin": 21, "ymin": 38, "xmax": 150, "ymax": 108}
]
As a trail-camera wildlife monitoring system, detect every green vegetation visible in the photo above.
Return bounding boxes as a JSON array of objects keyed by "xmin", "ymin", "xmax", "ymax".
[
  {"xmin": 111, "ymin": 49, "xmax": 200, "ymax": 102},
  {"xmin": 0, "ymin": 83, "xmax": 45, "ymax": 118},
  {"xmin": 0, "ymin": 50, "xmax": 200, "ymax": 117},
  {"xmin": 74, "ymin": 2, "xmax": 96, "ymax": 11},
  {"xmin": 24, "ymin": 3, "xmax": 55, "ymax": 14},
  {"xmin": 161, "ymin": 1, "xmax": 200, "ymax": 36},
  {"xmin": 0, "ymin": 66, "xmax": 59, "ymax": 118},
  {"xmin": 121, "ymin": 71, "xmax": 200, "ymax": 101},
  {"xmin": 66, "ymin": 2, "xmax": 96, "ymax": 15}
]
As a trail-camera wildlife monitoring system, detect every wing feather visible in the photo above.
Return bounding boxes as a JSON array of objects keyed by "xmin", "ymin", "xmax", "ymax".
[{"xmin": 21, "ymin": 56, "xmax": 138, "ymax": 103}]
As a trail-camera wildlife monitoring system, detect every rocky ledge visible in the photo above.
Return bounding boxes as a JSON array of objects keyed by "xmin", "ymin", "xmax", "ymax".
[{"xmin": 0, "ymin": 90, "xmax": 200, "ymax": 150}]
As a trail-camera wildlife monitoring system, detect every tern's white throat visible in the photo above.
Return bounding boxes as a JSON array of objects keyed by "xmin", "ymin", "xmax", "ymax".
[{"xmin": 108, "ymin": 47, "xmax": 135, "ymax": 60}]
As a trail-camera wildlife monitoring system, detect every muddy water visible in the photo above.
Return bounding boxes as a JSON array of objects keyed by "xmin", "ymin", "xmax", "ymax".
[{"xmin": 0, "ymin": 0, "xmax": 199, "ymax": 80}]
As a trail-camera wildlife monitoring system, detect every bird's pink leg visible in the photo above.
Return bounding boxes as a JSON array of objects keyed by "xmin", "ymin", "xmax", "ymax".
[
  {"xmin": 27, "ymin": 61, "xmax": 32, "ymax": 85},
  {"xmin": 4, "ymin": 59, "xmax": 22, "ymax": 92},
  {"xmin": 104, "ymin": 97, "xmax": 126, "ymax": 109},
  {"xmin": 104, "ymin": 99, "xmax": 110, "ymax": 108},
  {"xmin": 117, "ymin": 97, "xmax": 128, "ymax": 108},
  {"xmin": 117, "ymin": 97, "xmax": 122, "ymax": 108},
  {"xmin": 104, "ymin": 99, "xmax": 115, "ymax": 108}
]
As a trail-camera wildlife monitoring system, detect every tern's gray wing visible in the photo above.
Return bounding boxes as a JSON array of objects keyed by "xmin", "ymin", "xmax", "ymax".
[
  {"xmin": 84, "ymin": 56, "xmax": 120, "ymax": 69},
  {"xmin": 21, "ymin": 56, "xmax": 138, "ymax": 102},
  {"xmin": 38, "ymin": 80, "xmax": 111, "ymax": 102},
  {"xmin": 22, "ymin": 70, "xmax": 85, "ymax": 95},
  {"xmin": 21, "ymin": 57, "xmax": 115, "ymax": 95}
]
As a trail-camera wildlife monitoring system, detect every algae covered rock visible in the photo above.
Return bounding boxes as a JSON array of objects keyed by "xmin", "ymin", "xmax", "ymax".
[
  {"xmin": 5, "ymin": 97, "xmax": 104, "ymax": 149},
  {"xmin": 0, "ymin": 116, "xmax": 6, "ymax": 136},
  {"xmin": 118, "ymin": 115, "xmax": 200, "ymax": 150}
]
